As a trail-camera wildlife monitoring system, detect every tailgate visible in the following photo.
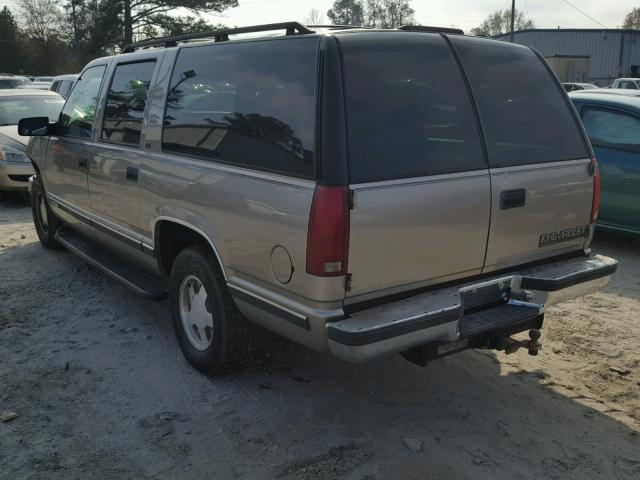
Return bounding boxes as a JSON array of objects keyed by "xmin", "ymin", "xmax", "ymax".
[
  {"xmin": 484, "ymin": 159, "xmax": 593, "ymax": 271},
  {"xmin": 448, "ymin": 36, "xmax": 594, "ymax": 273},
  {"xmin": 348, "ymin": 174, "xmax": 491, "ymax": 298},
  {"xmin": 337, "ymin": 33, "xmax": 492, "ymax": 300}
]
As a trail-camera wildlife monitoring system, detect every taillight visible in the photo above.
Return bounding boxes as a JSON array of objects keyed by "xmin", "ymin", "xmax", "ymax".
[
  {"xmin": 306, "ymin": 185, "xmax": 349, "ymax": 277},
  {"xmin": 590, "ymin": 157, "xmax": 600, "ymax": 223}
]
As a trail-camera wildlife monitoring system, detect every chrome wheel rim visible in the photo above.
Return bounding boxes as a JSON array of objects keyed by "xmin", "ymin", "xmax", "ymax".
[
  {"xmin": 179, "ymin": 275, "xmax": 214, "ymax": 351},
  {"xmin": 37, "ymin": 192, "xmax": 48, "ymax": 232}
]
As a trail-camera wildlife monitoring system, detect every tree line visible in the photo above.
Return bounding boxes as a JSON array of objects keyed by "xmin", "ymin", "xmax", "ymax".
[
  {"xmin": 2, "ymin": 0, "xmax": 639, "ymax": 77},
  {"xmin": 0, "ymin": 0, "xmax": 237, "ymax": 75},
  {"xmin": 324, "ymin": 0, "xmax": 415, "ymax": 28}
]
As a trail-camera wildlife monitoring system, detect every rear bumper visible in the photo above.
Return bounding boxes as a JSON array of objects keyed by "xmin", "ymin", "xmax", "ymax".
[{"xmin": 327, "ymin": 254, "xmax": 617, "ymax": 362}]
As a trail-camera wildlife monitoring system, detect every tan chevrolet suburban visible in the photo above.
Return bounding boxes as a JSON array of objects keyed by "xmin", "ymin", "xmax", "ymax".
[{"xmin": 18, "ymin": 23, "xmax": 617, "ymax": 374}]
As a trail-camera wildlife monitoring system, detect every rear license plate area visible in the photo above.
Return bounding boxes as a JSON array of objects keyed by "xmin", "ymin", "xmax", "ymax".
[{"xmin": 461, "ymin": 283, "xmax": 509, "ymax": 313}]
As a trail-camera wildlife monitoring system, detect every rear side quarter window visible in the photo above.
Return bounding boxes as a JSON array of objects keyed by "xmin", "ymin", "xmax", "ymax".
[
  {"xmin": 162, "ymin": 38, "xmax": 319, "ymax": 178},
  {"xmin": 450, "ymin": 36, "xmax": 588, "ymax": 168},
  {"xmin": 101, "ymin": 61, "xmax": 156, "ymax": 147}
]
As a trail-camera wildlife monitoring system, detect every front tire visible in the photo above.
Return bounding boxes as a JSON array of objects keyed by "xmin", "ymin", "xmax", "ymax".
[
  {"xmin": 169, "ymin": 245, "xmax": 256, "ymax": 375},
  {"xmin": 31, "ymin": 176, "xmax": 62, "ymax": 249}
]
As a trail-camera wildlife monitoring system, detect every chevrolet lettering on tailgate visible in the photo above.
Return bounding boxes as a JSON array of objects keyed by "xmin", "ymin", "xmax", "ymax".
[{"xmin": 539, "ymin": 225, "xmax": 590, "ymax": 247}]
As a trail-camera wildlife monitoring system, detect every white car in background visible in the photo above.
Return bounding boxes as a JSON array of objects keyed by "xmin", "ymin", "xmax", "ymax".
[
  {"xmin": 562, "ymin": 82, "xmax": 598, "ymax": 92},
  {"xmin": 608, "ymin": 78, "xmax": 640, "ymax": 89},
  {"xmin": 17, "ymin": 81, "xmax": 52, "ymax": 91}
]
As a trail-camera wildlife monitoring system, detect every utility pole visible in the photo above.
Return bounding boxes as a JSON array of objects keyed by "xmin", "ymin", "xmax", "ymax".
[{"xmin": 510, "ymin": 0, "xmax": 516, "ymax": 42}]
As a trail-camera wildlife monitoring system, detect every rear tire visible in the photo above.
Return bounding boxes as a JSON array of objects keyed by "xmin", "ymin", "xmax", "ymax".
[
  {"xmin": 169, "ymin": 245, "xmax": 256, "ymax": 375},
  {"xmin": 31, "ymin": 176, "xmax": 62, "ymax": 249}
]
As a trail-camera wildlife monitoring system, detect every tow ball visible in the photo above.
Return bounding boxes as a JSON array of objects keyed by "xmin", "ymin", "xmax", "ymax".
[{"xmin": 492, "ymin": 329, "xmax": 542, "ymax": 356}]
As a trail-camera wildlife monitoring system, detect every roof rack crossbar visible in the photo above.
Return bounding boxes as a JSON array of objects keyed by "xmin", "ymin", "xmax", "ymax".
[
  {"xmin": 305, "ymin": 24, "xmax": 366, "ymax": 30},
  {"xmin": 399, "ymin": 25, "xmax": 464, "ymax": 35},
  {"xmin": 122, "ymin": 21, "xmax": 315, "ymax": 53}
]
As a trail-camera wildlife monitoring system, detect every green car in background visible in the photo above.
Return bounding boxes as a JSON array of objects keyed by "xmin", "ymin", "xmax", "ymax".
[{"xmin": 570, "ymin": 90, "xmax": 640, "ymax": 234}]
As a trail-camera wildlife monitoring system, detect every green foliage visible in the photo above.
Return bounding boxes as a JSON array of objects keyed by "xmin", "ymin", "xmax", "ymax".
[
  {"xmin": 367, "ymin": 0, "xmax": 415, "ymax": 28},
  {"xmin": 65, "ymin": 0, "xmax": 123, "ymax": 55},
  {"xmin": 327, "ymin": 0, "xmax": 415, "ymax": 28},
  {"xmin": 0, "ymin": 0, "xmax": 235, "ymax": 75},
  {"xmin": 471, "ymin": 8, "xmax": 534, "ymax": 37},
  {"xmin": 327, "ymin": 0, "xmax": 365, "ymax": 26},
  {"xmin": 622, "ymin": 7, "xmax": 640, "ymax": 29},
  {"xmin": 0, "ymin": 7, "xmax": 20, "ymax": 72},
  {"xmin": 0, "ymin": 7, "xmax": 18, "ymax": 41},
  {"xmin": 139, "ymin": 14, "xmax": 224, "ymax": 38},
  {"xmin": 123, "ymin": 0, "xmax": 238, "ymax": 43}
]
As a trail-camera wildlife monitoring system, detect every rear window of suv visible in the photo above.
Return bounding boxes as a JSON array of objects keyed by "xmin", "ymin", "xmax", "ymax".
[
  {"xmin": 340, "ymin": 33, "xmax": 485, "ymax": 183},
  {"xmin": 450, "ymin": 36, "xmax": 588, "ymax": 168},
  {"xmin": 162, "ymin": 38, "xmax": 319, "ymax": 178}
]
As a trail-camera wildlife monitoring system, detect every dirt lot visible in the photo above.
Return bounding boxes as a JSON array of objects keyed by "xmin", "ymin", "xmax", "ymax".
[{"xmin": 1, "ymin": 194, "xmax": 639, "ymax": 480}]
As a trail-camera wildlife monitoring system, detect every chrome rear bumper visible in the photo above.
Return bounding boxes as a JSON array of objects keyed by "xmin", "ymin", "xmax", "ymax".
[{"xmin": 327, "ymin": 254, "xmax": 617, "ymax": 362}]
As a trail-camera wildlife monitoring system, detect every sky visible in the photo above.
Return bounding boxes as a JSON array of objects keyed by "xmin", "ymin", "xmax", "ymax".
[
  {"xmin": 206, "ymin": 0, "xmax": 636, "ymax": 32},
  {"xmin": 1, "ymin": 0, "xmax": 636, "ymax": 33}
]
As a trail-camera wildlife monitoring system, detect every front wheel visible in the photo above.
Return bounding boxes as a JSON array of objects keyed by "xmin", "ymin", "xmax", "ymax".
[
  {"xmin": 169, "ymin": 245, "xmax": 256, "ymax": 375},
  {"xmin": 31, "ymin": 176, "xmax": 62, "ymax": 249}
]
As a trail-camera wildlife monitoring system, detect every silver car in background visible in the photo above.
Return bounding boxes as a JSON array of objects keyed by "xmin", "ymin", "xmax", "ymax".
[
  {"xmin": 50, "ymin": 74, "xmax": 78, "ymax": 99},
  {"xmin": 20, "ymin": 23, "xmax": 617, "ymax": 375},
  {"xmin": 0, "ymin": 90, "xmax": 64, "ymax": 193},
  {"xmin": 0, "ymin": 74, "xmax": 30, "ymax": 89}
]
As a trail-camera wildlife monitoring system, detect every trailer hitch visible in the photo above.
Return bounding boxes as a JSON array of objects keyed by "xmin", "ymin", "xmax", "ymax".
[{"xmin": 492, "ymin": 329, "xmax": 542, "ymax": 356}]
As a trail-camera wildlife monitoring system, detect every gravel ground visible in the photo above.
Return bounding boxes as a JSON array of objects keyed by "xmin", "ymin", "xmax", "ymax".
[{"xmin": 1, "ymin": 193, "xmax": 639, "ymax": 480}]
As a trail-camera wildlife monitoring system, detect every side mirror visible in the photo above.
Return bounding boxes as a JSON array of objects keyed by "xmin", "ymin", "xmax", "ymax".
[{"xmin": 18, "ymin": 117, "xmax": 51, "ymax": 136}]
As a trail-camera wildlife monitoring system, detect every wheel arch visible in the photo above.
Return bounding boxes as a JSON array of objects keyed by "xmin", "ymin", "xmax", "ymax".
[{"xmin": 154, "ymin": 217, "xmax": 228, "ymax": 281}]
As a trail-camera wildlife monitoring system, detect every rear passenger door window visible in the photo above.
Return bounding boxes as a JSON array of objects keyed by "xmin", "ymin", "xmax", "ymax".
[
  {"xmin": 162, "ymin": 38, "xmax": 319, "ymax": 178},
  {"xmin": 58, "ymin": 65, "xmax": 106, "ymax": 139},
  {"xmin": 581, "ymin": 107, "xmax": 640, "ymax": 153},
  {"xmin": 340, "ymin": 33, "xmax": 485, "ymax": 183},
  {"xmin": 450, "ymin": 36, "xmax": 588, "ymax": 168},
  {"xmin": 101, "ymin": 61, "xmax": 156, "ymax": 147}
]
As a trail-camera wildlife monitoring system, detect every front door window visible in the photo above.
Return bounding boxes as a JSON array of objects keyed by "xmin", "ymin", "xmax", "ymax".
[{"xmin": 58, "ymin": 65, "xmax": 106, "ymax": 139}]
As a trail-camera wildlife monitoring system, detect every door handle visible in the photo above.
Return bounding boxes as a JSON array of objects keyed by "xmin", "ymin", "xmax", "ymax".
[
  {"xmin": 78, "ymin": 156, "xmax": 88, "ymax": 169},
  {"xmin": 500, "ymin": 189, "xmax": 526, "ymax": 209},
  {"xmin": 126, "ymin": 167, "xmax": 139, "ymax": 183}
]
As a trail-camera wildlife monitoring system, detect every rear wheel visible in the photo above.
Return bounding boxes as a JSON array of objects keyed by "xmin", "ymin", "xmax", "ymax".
[
  {"xmin": 169, "ymin": 245, "xmax": 256, "ymax": 375},
  {"xmin": 31, "ymin": 176, "xmax": 62, "ymax": 249}
]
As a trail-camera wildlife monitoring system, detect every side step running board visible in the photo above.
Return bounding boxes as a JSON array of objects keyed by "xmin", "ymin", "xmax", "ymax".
[{"xmin": 55, "ymin": 229, "xmax": 168, "ymax": 299}]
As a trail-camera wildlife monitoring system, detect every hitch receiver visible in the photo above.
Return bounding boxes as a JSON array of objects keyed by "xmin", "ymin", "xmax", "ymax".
[{"xmin": 492, "ymin": 329, "xmax": 542, "ymax": 356}]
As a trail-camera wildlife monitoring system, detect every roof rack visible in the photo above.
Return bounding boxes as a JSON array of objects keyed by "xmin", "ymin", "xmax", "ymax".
[
  {"xmin": 121, "ymin": 21, "xmax": 315, "ymax": 53},
  {"xmin": 399, "ymin": 25, "xmax": 464, "ymax": 35},
  {"xmin": 306, "ymin": 24, "xmax": 366, "ymax": 30}
]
